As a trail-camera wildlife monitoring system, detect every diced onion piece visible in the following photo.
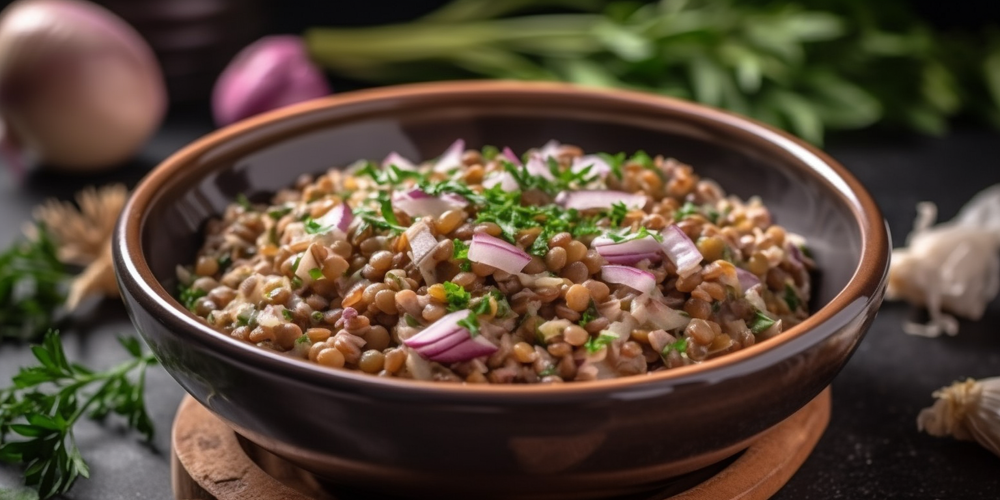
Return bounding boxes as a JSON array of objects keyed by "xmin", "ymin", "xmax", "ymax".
[
  {"xmin": 402, "ymin": 310, "xmax": 468, "ymax": 348},
  {"xmin": 571, "ymin": 154, "xmax": 611, "ymax": 177},
  {"xmin": 382, "ymin": 152, "xmax": 417, "ymax": 171},
  {"xmin": 660, "ymin": 225, "xmax": 703, "ymax": 277},
  {"xmin": 468, "ymin": 233, "xmax": 531, "ymax": 274},
  {"xmin": 501, "ymin": 146, "xmax": 521, "ymax": 165},
  {"xmin": 434, "ymin": 139, "xmax": 465, "ymax": 172},
  {"xmin": 602, "ymin": 265, "xmax": 656, "ymax": 295},
  {"xmin": 745, "ymin": 285, "xmax": 767, "ymax": 312},
  {"xmin": 405, "ymin": 222, "xmax": 438, "ymax": 284},
  {"xmin": 631, "ymin": 296, "xmax": 690, "ymax": 331},
  {"xmin": 537, "ymin": 140, "xmax": 561, "ymax": 160},
  {"xmin": 294, "ymin": 244, "xmax": 321, "ymax": 284},
  {"xmin": 256, "ymin": 305, "xmax": 285, "ymax": 328},
  {"xmin": 647, "ymin": 329, "xmax": 675, "ymax": 353},
  {"xmin": 593, "ymin": 235, "xmax": 662, "ymax": 265},
  {"xmin": 433, "ymin": 335, "xmax": 499, "ymax": 363},
  {"xmin": 556, "ymin": 190, "xmax": 646, "ymax": 211},
  {"xmin": 394, "ymin": 188, "xmax": 467, "ymax": 218},
  {"xmin": 482, "ymin": 171, "xmax": 519, "ymax": 191},
  {"xmin": 402, "ymin": 310, "xmax": 498, "ymax": 363},
  {"xmin": 735, "ymin": 267, "xmax": 761, "ymax": 293},
  {"xmin": 314, "ymin": 202, "xmax": 352, "ymax": 237},
  {"xmin": 525, "ymin": 155, "xmax": 555, "ymax": 180}
]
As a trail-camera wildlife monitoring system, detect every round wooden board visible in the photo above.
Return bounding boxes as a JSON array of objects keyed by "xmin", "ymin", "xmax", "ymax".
[{"xmin": 172, "ymin": 387, "xmax": 831, "ymax": 500}]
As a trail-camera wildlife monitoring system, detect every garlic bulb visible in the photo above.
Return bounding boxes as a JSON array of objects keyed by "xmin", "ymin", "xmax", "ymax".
[
  {"xmin": 887, "ymin": 185, "xmax": 1000, "ymax": 337},
  {"xmin": 918, "ymin": 377, "xmax": 1000, "ymax": 457}
]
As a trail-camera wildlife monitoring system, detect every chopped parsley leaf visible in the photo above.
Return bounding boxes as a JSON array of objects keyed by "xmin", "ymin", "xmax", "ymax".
[
  {"xmin": 674, "ymin": 202, "xmax": 700, "ymax": 221},
  {"xmin": 605, "ymin": 226, "xmax": 663, "ymax": 243},
  {"xmin": 453, "ymin": 238, "xmax": 469, "ymax": 261},
  {"xmin": 282, "ymin": 309, "xmax": 294, "ymax": 321},
  {"xmin": 608, "ymin": 201, "xmax": 628, "ymax": 226},
  {"xmin": 236, "ymin": 193, "xmax": 253, "ymax": 211},
  {"xmin": 784, "ymin": 284, "xmax": 801, "ymax": 311},
  {"xmin": 291, "ymin": 276, "xmax": 303, "ymax": 289},
  {"xmin": 749, "ymin": 310, "xmax": 776, "ymax": 334},
  {"xmin": 457, "ymin": 312, "xmax": 481, "ymax": 337},
  {"xmin": 629, "ymin": 150, "xmax": 654, "ymax": 169},
  {"xmin": 661, "ymin": 337, "xmax": 689, "ymax": 357},
  {"xmin": 236, "ymin": 308, "xmax": 256, "ymax": 327},
  {"xmin": 481, "ymin": 145, "xmax": 500, "ymax": 160},
  {"xmin": 291, "ymin": 255, "xmax": 303, "ymax": 272},
  {"xmin": 178, "ymin": 285, "xmax": 206, "ymax": 311},
  {"xmin": 599, "ymin": 152, "xmax": 626, "ymax": 180},
  {"xmin": 489, "ymin": 289, "xmax": 512, "ymax": 317},
  {"xmin": 295, "ymin": 334, "xmax": 311, "ymax": 345},
  {"xmin": 538, "ymin": 365, "xmax": 558, "ymax": 377},
  {"xmin": 472, "ymin": 297, "xmax": 492, "ymax": 315},
  {"xmin": 303, "ymin": 217, "xmax": 331, "ymax": 235},
  {"xmin": 308, "ymin": 268, "xmax": 324, "ymax": 281},
  {"xmin": 584, "ymin": 332, "xmax": 618, "ymax": 353},
  {"xmin": 217, "ymin": 253, "xmax": 232, "ymax": 271},
  {"xmin": 268, "ymin": 206, "xmax": 293, "ymax": 220},
  {"xmin": 404, "ymin": 314, "xmax": 420, "ymax": 327},
  {"xmin": 311, "ymin": 311, "xmax": 324, "ymax": 323},
  {"xmin": 579, "ymin": 300, "xmax": 598, "ymax": 326},
  {"xmin": 442, "ymin": 281, "xmax": 471, "ymax": 312}
]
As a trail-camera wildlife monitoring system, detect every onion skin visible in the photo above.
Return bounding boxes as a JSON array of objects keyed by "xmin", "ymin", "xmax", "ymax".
[
  {"xmin": 212, "ymin": 35, "xmax": 330, "ymax": 127},
  {"xmin": 0, "ymin": 0, "xmax": 166, "ymax": 171}
]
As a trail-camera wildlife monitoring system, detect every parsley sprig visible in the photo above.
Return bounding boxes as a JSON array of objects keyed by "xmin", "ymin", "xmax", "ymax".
[
  {"xmin": 0, "ymin": 225, "xmax": 72, "ymax": 342},
  {"xmin": 0, "ymin": 330, "xmax": 157, "ymax": 499}
]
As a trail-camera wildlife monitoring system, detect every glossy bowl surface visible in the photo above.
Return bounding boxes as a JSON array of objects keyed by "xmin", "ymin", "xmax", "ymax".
[{"xmin": 114, "ymin": 81, "xmax": 889, "ymax": 499}]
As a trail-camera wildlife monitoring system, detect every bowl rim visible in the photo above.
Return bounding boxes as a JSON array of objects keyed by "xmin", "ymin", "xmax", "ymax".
[{"xmin": 115, "ymin": 80, "xmax": 889, "ymax": 398}]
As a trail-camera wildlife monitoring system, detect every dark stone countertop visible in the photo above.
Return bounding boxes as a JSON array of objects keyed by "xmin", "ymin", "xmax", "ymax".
[{"xmin": 1, "ymin": 111, "xmax": 999, "ymax": 499}]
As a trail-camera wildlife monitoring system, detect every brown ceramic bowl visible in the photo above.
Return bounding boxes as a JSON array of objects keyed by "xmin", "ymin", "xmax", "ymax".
[{"xmin": 114, "ymin": 81, "xmax": 889, "ymax": 499}]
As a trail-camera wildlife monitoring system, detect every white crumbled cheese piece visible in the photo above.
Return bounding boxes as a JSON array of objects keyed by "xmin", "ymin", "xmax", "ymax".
[{"xmin": 887, "ymin": 185, "xmax": 1000, "ymax": 337}]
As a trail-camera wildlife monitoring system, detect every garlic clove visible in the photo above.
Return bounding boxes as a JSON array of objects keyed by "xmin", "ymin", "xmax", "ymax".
[{"xmin": 919, "ymin": 377, "xmax": 1000, "ymax": 458}]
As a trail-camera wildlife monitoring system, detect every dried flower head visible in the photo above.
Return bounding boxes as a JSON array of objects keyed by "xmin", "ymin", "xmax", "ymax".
[{"xmin": 27, "ymin": 184, "xmax": 128, "ymax": 310}]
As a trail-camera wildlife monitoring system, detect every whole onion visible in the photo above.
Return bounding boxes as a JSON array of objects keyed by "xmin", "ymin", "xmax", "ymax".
[
  {"xmin": 212, "ymin": 35, "xmax": 331, "ymax": 127},
  {"xmin": 0, "ymin": 0, "xmax": 166, "ymax": 172}
]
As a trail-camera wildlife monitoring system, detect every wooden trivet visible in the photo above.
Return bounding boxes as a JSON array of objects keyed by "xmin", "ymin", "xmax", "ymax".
[{"xmin": 172, "ymin": 387, "xmax": 831, "ymax": 500}]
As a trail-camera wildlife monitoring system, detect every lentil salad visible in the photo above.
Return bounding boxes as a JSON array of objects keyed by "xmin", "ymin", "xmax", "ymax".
[{"xmin": 176, "ymin": 140, "xmax": 814, "ymax": 383}]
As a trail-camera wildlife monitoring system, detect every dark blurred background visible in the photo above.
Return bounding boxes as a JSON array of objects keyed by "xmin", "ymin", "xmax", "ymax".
[{"xmin": 1, "ymin": 0, "xmax": 992, "ymax": 103}]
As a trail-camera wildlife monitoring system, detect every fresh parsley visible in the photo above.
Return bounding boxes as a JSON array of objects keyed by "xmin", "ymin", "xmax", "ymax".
[
  {"xmin": 303, "ymin": 217, "xmax": 331, "ymax": 235},
  {"xmin": 599, "ymin": 152, "xmax": 626, "ymax": 180},
  {"xmin": 308, "ymin": 268, "xmax": 324, "ymax": 281},
  {"xmin": 608, "ymin": 201, "xmax": 628, "ymax": 227},
  {"xmin": 267, "ymin": 206, "xmax": 293, "ymax": 220},
  {"xmin": 0, "ymin": 226, "xmax": 71, "ymax": 341},
  {"xmin": 442, "ymin": 281, "xmax": 471, "ymax": 312},
  {"xmin": 178, "ymin": 285, "xmax": 207, "ymax": 312},
  {"xmin": 579, "ymin": 300, "xmax": 598, "ymax": 327},
  {"xmin": 584, "ymin": 332, "xmax": 618, "ymax": 353},
  {"xmin": 784, "ymin": 284, "xmax": 801, "ymax": 311},
  {"xmin": 457, "ymin": 311, "xmax": 480, "ymax": 337},
  {"xmin": 661, "ymin": 337, "xmax": 689, "ymax": 357},
  {"xmin": 0, "ymin": 330, "xmax": 157, "ymax": 499},
  {"xmin": 749, "ymin": 310, "xmax": 776, "ymax": 334},
  {"xmin": 236, "ymin": 193, "xmax": 253, "ymax": 211}
]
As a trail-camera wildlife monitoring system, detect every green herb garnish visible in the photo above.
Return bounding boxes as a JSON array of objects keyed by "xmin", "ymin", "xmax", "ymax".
[
  {"xmin": 308, "ymin": 268, "xmax": 324, "ymax": 281},
  {"xmin": 749, "ymin": 310, "xmax": 777, "ymax": 334},
  {"xmin": 281, "ymin": 309, "xmax": 294, "ymax": 321},
  {"xmin": 216, "ymin": 253, "xmax": 232, "ymax": 272},
  {"xmin": 584, "ymin": 332, "xmax": 618, "ymax": 353},
  {"xmin": 608, "ymin": 201, "xmax": 628, "ymax": 227},
  {"xmin": 303, "ymin": 217, "xmax": 331, "ymax": 235},
  {"xmin": 784, "ymin": 284, "xmax": 801, "ymax": 311},
  {"xmin": 453, "ymin": 238, "xmax": 470, "ymax": 261},
  {"xmin": 404, "ymin": 314, "xmax": 420, "ymax": 327},
  {"xmin": 0, "ymin": 330, "xmax": 156, "ymax": 499},
  {"xmin": 442, "ymin": 281, "xmax": 471, "ymax": 312},
  {"xmin": 311, "ymin": 311, "xmax": 324, "ymax": 323},
  {"xmin": 0, "ymin": 225, "xmax": 70, "ymax": 341},
  {"xmin": 295, "ymin": 334, "xmax": 311, "ymax": 345},
  {"xmin": 579, "ymin": 300, "xmax": 598, "ymax": 327},
  {"xmin": 599, "ymin": 152, "xmax": 626, "ymax": 180},
  {"xmin": 481, "ymin": 145, "xmax": 500, "ymax": 160},
  {"xmin": 661, "ymin": 337, "xmax": 689, "ymax": 357},
  {"xmin": 236, "ymin": 193, "xmax": 253, "ymax": 211},
  {"xmin": 538, "ymin": 365, "xmax": 558, "ymax": 377},
  {"xmin": 489, "ymin": 289, "xmax": 512, "ymax": 318},
  {"xmin": 178, "ymin": 285, "xmax": 206, "ymax": 312},
  {"xmin": 267, "ymin": 206, "xmax": 293, "ymax": 220},
  {"xmin": 457, "ymin": 312, "xmax": 481, "ymax": 337}
]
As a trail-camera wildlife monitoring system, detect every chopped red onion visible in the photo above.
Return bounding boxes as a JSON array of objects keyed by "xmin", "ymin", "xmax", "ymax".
[
  {"xmin": 314, "ymin": 202, "xmax": 353, "ymax": 235},
  {"xmin": 631, "ymin": 296, "xmax": 690, "ymax": 331},
  {"xmin": 647, "ymin": 329, "xmax": 675, "ymax": 353},
  {"xmin": 501, "ymin": 146, "xmax": 521, "ymax": 165},
  {"xmin": 405, "ymin": 222, "xmax": 438, "ymax": 284},
  {"xmin": 432, "ymin": 335, "xmax": 499, "ymax": 363},
  {"xmin": 434, "ymin": 139, "xmax": 465, "ymax": 172},
  {"xmin": 660, "ymin": 225, "xmax": 703, "ymax": 277},
  {"xmin": 593, "ymin": 235, "xmax": 663, "ymax": 265},
  {"xmin": 556, "ymin": 190, "xmax": 646, "ymax": 211},
  {"xmin": 602, "ymin": 265, "xmax": 657, "ymax": 295},
  {"xmin": 571, "ymin": 154, "xmax": 611, "ymax": 177},
  {"xmin": 735, "ymin": 267, "xmax": 761, "ymax": 293},
  {"xmin": 537, "ymin": 140, "xmax": 561, "ymax": 160},
  {"xmin": 482, "ymin": 171, "xmax": 519, "ymax": 191},
  {"xmin": 393, "ymin": 188, "xmax": 467, "ymax": 218},
  {"xmin": 468, "ymin": 233, "xmax": 531, "ymax": 274},
  {"xmin": 525, "ymin": 155, "xmax": 556, "ymax": 180},
  {"xmin": 402, "ymin": 310, "xmax": 498, "ymax": 363},
  {"xmin": 382, "ymin": 152, "xmax": 417, "ymax": 171}
]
